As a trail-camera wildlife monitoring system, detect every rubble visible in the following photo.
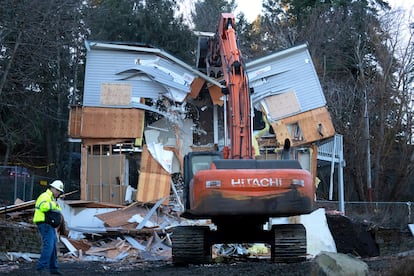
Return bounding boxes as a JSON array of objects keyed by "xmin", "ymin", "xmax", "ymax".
[
  {"xmin": 0, "ymin": 196, "xmax": 341, "ymax": 264},
  {"xmin": 1, "ymin": 197, "xmax": 414, "ymax": 276},
  {"xmin": 0, "ymin": 196, "xmax": 204, "ymax": 263}
]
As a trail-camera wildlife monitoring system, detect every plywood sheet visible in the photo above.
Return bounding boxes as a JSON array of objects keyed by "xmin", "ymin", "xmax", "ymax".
[
  {"xmin": 137, "ymin": 172, "xmax": 170, "ymax": 204},
  {"xmin": 101, "ymin": 83, "xmax": 131, "ymax": 105},
  {"xmin": 137, "ymin": 145, "xmax": 170, "ymax": 204},
  {"xmin": 265, "ymin": 90, "xmax": 301, "ymax": 120},
  {"xmin": 68, "ymin": 106, "xmax": 82, "ymax": 137},
  {"xmin": 271, "ymin": 106, "xmax": 335, "ymax": 147},
  {"xmin": 140, "ymin": 145, "xmax": 169, "ymax": 175},
  {"xmin": 190, "ymin": 77, "xmax": 205, "ymax": 99},
  {"xmin": 80, "ymin": 107, "xmax": 144, "ymax": 138},
  {"xmin": 86, "ymin": 154, "xmax": 125, "ymax": 204},
  {"xmin": 96, "ymin": 205, "xmax": 145, "ymax": 227},
  {"xmin": 208, "ymin": 85, "xmax": 224, "ymax": 106}
]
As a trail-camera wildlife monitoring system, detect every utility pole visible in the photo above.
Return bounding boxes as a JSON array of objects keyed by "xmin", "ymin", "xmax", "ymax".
[
  {"xmin": 364, "ymin": 88, "xmax": 372, "ymax": 202},
  {"xmin": 357, "ymin": 34, "xmax": 372, "ymax": 202}
]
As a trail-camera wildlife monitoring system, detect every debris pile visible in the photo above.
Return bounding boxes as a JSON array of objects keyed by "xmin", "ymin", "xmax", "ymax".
[
  {"xmin": 1, "ymin": 196, "xmax": 343, "ymax": 264},
  {"xmin": 58, "ymin": 199, "xmax": 179, "ymax": 262},
  {"xmin": 0, "ymin": 197, "xmax": 210, "ymax": 263}
]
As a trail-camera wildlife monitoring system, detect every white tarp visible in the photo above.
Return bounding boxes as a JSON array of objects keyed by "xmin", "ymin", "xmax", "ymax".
[
  {"xmin": 269, "ymin": 208, "xmax": 337, "ymax": 257},
  {"xmin": 146, "ymin": 142, "xmax": 174, "ymax": 174}
]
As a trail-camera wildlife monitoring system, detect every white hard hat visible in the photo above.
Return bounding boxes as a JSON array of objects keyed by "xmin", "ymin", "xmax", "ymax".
[{"xmin": 50, "ymin": 180, "xmax": 64, "ymax": 193}]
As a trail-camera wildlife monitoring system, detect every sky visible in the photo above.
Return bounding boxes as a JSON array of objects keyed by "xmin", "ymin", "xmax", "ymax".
[
  {"xmin": 235, "ymin": 0, "xmax": 413, "ymax": 22},
  {"xmin": 235, "ymin": 0, "xmax": 262, "ymax": 22}
]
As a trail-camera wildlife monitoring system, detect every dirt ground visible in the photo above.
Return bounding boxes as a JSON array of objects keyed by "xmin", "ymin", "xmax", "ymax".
[
  {"xmin": 1, "ymin": 254, "xmax": 414, "ymax": 276},
  {"xmin": 1, "ymin": 212, "xmax": 413, "ymax": 275}
]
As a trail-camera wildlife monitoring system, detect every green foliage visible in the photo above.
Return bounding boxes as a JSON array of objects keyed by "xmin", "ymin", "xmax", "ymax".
[
  {"xmin": 85, "ymin": 0, "xmax": 196, "ymax": 63},
  {"xmin": 192, "ymin": 0, "xmax": 237, "ymax": 32},
  {"xmin": 0, "ymin": 0, "xmax": 86, "ymax": 175}
]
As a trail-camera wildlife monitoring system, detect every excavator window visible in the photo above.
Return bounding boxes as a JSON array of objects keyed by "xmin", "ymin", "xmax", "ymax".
[
  {"xmin": 253, "ymin": 109, "xmax": 266, "ymax": 130},
  {"xmin": 192, "ymin": 157, "xmax": 213, "ymax": 174},
  {"xmin": 183, "ymin": 152, "xmax": 223, "ymax": 187},
  {"xmin": 183, "ymin": 152, "xmax": 223, "ymax": 211}
]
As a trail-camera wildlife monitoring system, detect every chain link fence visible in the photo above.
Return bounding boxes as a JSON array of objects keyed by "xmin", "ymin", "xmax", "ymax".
[
  {"xmin": 0, "ymin": 166, "xmax": 53, "ymax": 206},
  {"xmin": 316, "ymin": 200, "xmax": 414, "ymax": 229}
]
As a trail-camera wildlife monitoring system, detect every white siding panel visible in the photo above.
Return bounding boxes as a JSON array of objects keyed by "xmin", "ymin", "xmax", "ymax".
[
  {"xmin": 247, "ymin": 44, "xmax": 326, "ymax": 116},
  {"xmin": 83, "ymin": 49, "xmax": 192, "ymax": 106}
]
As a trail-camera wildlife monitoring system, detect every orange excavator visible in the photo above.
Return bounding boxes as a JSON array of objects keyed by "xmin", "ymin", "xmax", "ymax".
[{"xmin": 172, "ymin": 13, "xmax": 314, "ymax": 264}]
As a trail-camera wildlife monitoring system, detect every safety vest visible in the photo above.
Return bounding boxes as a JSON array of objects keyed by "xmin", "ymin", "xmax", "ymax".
[{"xmin": 33, "ymin": 189, "xmax": 62, "ymax": 224}]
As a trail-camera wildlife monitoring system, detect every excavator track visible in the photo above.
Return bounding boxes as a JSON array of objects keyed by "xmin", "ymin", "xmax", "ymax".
[
  {"xmin": 271, "ymin": 224, "xmax": 307, "ymax": 263},
  {"xmin": 172, "ymin": 226, "xmax": 211, "ymax": 265}
]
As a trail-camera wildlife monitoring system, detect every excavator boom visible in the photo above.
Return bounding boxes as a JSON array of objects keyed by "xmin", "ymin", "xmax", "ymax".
[{"xmin": 208, "ymin": 13, "xmax": 252, "ymax": 159}]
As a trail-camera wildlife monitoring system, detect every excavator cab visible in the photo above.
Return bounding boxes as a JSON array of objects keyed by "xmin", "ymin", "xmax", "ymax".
[{"xmin": 182, "ymin": 151, "xmax": 223, "ymax": 212}]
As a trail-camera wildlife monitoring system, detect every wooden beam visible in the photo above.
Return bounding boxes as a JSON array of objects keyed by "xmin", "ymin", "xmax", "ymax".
[{"xmin": 80, "ymin": 145, "xmax": 88, "ymax": 200}]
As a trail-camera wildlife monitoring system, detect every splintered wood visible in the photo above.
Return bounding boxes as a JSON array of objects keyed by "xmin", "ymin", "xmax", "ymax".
[
  {"xmin": 60, "ymin": 202, "xmax": 173, "ymax": 262},
  {"xmin": 137, "ymin": 146, "xmax": 171, "ymax": 204}
]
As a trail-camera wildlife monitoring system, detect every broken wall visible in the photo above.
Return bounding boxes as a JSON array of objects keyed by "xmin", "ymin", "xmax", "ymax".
[
  {"xmin": 271, "ymin": 107, "xmax": 335, "ymax": 147},
  {"xmin": 85, "ymin": 154, "xmax": 127, "ymax": 204}
]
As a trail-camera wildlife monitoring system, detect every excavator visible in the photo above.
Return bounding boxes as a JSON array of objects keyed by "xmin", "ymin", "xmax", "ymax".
[{"xmin": 172, "ymin": 13, "xmax": 315, "ymax": 264}]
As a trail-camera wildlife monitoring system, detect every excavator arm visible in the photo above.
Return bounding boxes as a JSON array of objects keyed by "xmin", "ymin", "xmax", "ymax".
[{"xmin": 207, "ymin": 13, "xmax": 252, "ymax": 159}]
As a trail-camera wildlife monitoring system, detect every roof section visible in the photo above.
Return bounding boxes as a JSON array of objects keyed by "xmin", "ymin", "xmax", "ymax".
[
  {"xmin": 246, "ymin": 44, "xmax": 326, "ymax": 121},
  {"xmin": 83, "ymin": 40, "xmax": 222, "ymax": 107}
]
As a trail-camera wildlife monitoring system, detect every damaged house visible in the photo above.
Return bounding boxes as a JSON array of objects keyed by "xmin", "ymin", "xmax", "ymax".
[
  {"xmin": 69, "ymin": 41, "xmax": 335, "ymax": 209},
  {"xmin": 68, "ymin": 40, "xmax": 336, "ymax": 207},
  {"xmin": 0, "ymin": 40, "xmax": 344, "ymax": 264},
  {"xmin": 68, "ymin": 40, "xmax": 225, "ymax": 205},
  {"xmin": 60, "ymin": 40, "xmax": 342, "ymax": 261}
]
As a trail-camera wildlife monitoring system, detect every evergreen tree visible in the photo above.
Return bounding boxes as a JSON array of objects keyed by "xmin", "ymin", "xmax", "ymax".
[
  {"xmin": 192, "ymin": 0, "xmax": 237, "ymax": 32},
  {"xmin": 84, "ymin": 0, "xmax": 196, "ymax": 63},
  {"xmin": 0, "ymin": 0, "xmax": 85, "ymax": 178}
]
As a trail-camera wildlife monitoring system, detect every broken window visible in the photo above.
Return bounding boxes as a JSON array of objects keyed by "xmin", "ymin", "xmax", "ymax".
[{"xmin": 287, "ymin": 122, "xmax": 304, "ymax": 142}]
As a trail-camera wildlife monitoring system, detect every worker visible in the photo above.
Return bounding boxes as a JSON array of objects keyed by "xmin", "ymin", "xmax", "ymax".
[
  {"xmin": 281, "ymin": 138, "xmax": 293, "ymax": 160},
  {"xmin": 33, "ymin": 180, "xmax": 65, "ymax": 275}
]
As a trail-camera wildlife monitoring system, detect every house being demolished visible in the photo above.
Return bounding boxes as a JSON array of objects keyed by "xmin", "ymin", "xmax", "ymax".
[
  {"xmin": 68, "ymin": 41, "xmax": 336, "ymax": 207},
  {"xmin": 63, "ymin": 40, "xmax": 338, "ymax": 263},
  {"xmin": 0, "ymin": 41, "xmax": 342, "ymax": 264}
]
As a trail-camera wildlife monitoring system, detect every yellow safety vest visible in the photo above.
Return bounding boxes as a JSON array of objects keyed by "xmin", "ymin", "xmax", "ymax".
[{"xmin": 33, "ymin": 189, "xmax": 62, "ymax": 224}]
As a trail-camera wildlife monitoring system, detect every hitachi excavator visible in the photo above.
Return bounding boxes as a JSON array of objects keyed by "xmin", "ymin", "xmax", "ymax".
[{"xmin": 172, "ymin": 13, "xmax": 315, "ymax": 264}]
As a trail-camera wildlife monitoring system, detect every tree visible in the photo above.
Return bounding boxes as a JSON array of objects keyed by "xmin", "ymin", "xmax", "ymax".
[
  {"xmin": 261, "ymin": 0, "xmax": 298, "ymax": 50},
  {"xmin": 260, "ymin": 0, "xmax": 414, "ymax": 201},
  {"xmin": 84, "ymin": 0, "xmax": 196, "ymax": 63},
  {"xmin": 192, "ymin": 0, "xmax": 237, "ymax": 32},
  {"xmin": 0, "ymin": 0, "xmax": 86, "ymax": 179}
]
